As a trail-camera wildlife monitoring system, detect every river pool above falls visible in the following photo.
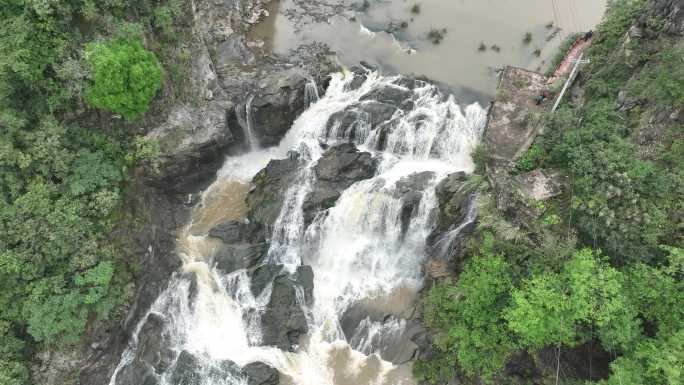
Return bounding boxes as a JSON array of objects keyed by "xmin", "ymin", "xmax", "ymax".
[{"xmin": 250, "ymin": 0, "xmax": 607, "ymax": 103}]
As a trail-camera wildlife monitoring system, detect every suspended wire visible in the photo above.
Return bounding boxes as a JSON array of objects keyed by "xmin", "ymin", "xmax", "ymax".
[
  {"xmin": 550, "ymin": 0, "xmax": 565, "ymax": 42},
  {"xmin": 555, "ymin": 314, "xmax": 563, "ymax": 385},
  {"xmin": 569, "ymin": 0, "xmax": 581, "ymax": 32}
]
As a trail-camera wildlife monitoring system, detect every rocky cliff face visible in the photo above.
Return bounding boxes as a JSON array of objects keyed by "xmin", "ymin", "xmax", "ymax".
[
  {"xmin": 139, "ymin": 0, "xmax": 337, "ymax": 194},
  {"xmin": 63, "ymin": 1, "xmax": 339, "ymax": 384}
]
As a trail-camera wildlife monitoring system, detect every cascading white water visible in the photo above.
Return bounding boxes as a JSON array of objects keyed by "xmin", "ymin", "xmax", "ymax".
[
  {"xmin": 304, "ymin": 78, "xmax": 320, "ymax": 107},
  {"xmin": 109, "ymin": 70, "xmax": 487, "ymax": 385},
  {"xmin": 433, "ymin": 195, "xmax": 479, "ymax": 260},
  {"xmin": 245, "ymin": 96, "xmax": 258, "ymax": 150},
  {"xmin": 233, "ymin": 95, "xmax": 260, "ymax": 151}
]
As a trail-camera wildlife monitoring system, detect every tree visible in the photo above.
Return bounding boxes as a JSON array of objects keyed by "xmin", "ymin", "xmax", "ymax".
[
  {"xmin": 418, "ymin": 253, "xmax": 516, "ymax": 382},
  {"xmin": 505, "ymin": 249, "xmax": 640, "ymax": 351},
  {"xmin": 85, "ymin": 38, "xmax": 162, "ymax": 120}
]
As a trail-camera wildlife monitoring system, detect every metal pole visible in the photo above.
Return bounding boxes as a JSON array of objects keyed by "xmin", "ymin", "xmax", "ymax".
[{"xmin": 552, "ymin": 52, "xmax": 584, "ymax": 112}]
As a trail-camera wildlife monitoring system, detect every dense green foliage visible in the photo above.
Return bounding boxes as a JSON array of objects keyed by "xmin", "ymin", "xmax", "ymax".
[
  {"xmin": 85, "ymin": 38, "xmax": 162, "ymax": 119},
  {"xmin": 0, "ymin": 1, "xmax": 179, "ymax": 383},
  {"xmin": 419, "ymin": 0, "xmax": 684, "ymax": 384},
  {"xmin": 514, "ymin": 143, "xmax": 544, "ymax": 173},
  {"xmin": 417, "ymin": 253, "xmax": 516, "ymax": 382},
  {"xmin": 505, "ymin": 249, "xmax": 640, "ymax": 351},
  {"xmin": 420, "ymin": 242, "xmax": 683, "ymax": 384}
]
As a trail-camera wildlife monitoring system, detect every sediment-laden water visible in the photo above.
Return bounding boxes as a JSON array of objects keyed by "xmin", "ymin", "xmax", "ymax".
[
  {"xmin": 110, "ymin": 71, "xmax": 486, "ymax": 385},
  {"xmin": 250, "ymin": 0, "xmax": 607, "ymax": 102}
]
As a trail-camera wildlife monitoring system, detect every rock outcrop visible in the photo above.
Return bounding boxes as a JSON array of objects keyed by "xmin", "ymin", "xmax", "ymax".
[
  {"xmin": 248, "ymin": 69, "xmax": 312, "ymax": 146},
  {"xmin": 247, "ymin": 152, "xmax": 301, "ymax": 230},
  {"xmin": 420, "ymin": 171, "xmax": 479, "ymax": 269},
  {"xmin": 257, "ymin": 265, "xmax": 314, "ymax": 351},
  {"xmin": 114, "ymin": 314, "xmax": 173, "ymax": 385},
  {"xmin": 209, "ymin": 220, "xmax": 267, "ymax": 274},
  {"xmin": 242, "ymin": 362, "xmax": 280, "ymax": 385},
  {"xmin": 491, "ymin": 168, "xmax": 564, "ymax": 227},
  {"xmin": 484, "ymin": 67, "xmax": 549, "ymax": 174},
  {"xmin": 394, "ymin": 171, "xmax": 435, "ymax": 236},
  {"xmin": 434, "ymin": 171, "xmax": 473, "ymax": 231},
  {"xmin": 144, "ymin": 103, "xmax": 235, "ymax": 193},
  {"xmin": 302, "ymin": 143, "xmax": 377, "ymax": 224},
  {"xmin": 324, "ymin": 68, "xmax": 426, "ymax": 146}
]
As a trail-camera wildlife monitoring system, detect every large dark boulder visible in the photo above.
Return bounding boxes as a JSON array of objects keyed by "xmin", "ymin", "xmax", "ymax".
[
  {"xmin": 209, "ymin": 220, "xmax": 267, "ymax": 274},
  {"xmin": 302, "ymin": 144, "xmax": 377, "ymax": 225},
  {"xmin": 257, "ymin": 265, "xmax": 314, "ymax": 351},
  {"xmin": 137, "ymin": 314, "xmax": 174, "ymax": 374},
  {"xmin": 242, "ymin": 362, "xmax": 280, "ymax": 385},
  {"xmin": 114, "ymin": 363, "xmax": 158, "ymax": 385},
  {"xmin": 351, "ymin": 317, "xmax": 424, "ymax": 365},
  {"xmin": 249, "ymin": 264, "xmax": 286, "ymax": 298},
  {"xmin": 324, "ymin": 102, "xmax": 397, "ymax": 141},
  {"xmin": 394, "ymin": 171, "xmax": 435, "ymax": 236},
  {"xmin": 213, "ymin": 243, "xmax": 267, "ymax": 274},
  {"xmin": 345, "ymin": 64, "xmax": 371, "ymax": 91},
  {"xmin": 434, "ymin": 171, "xmax": 472, "ymax": 231},
  {"xmin": 360, "ymin": 85, "xmax": 413, "ymax": 106},
  {"xmin": 247, "ymin": 152, "xmax": 301, "ymax": 230},
  {"xmin": 208, "ymin": 221, "xmax": 243, "ymax": 243},
  {"xmin": 324, "ymin": 76, "xmax": 423, "ymax": 143},
  {"xmin": 169, "ymin": 351, "xmax": 242, "ymax": 385},
  {"xmin": 143, "ymin": 103, "xmax": 236, "ymax": 194},
  {"xmin": 169, "ymin": 351, "xmax": 202, "ymax": 385},
  {"xmin": 248, "ymin": 69, "xmax": 309, "ymax": 146},
  {"xmin": 115, "ymin": 314, "xmax": 173, "ymax": 385}
]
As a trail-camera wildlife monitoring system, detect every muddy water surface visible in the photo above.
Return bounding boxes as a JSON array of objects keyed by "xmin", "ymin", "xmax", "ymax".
[
  {"xmin": 189, "ymin": 180, "xmax": 250, "ymax": 236},
  {"xmin": 251, "ymin": 0, "xmax": 607, "ymax": 103}
]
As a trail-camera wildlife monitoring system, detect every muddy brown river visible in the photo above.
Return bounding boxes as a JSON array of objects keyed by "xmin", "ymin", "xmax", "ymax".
[{"xmin": 251, "ymin": 0, "xmax": 607, "ymax": 103}]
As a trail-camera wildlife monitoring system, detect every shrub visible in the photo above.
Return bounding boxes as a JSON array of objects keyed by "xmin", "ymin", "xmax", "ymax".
[
  {"xmin": 428, "ymin": 28, "xmax": 447, "ymax": 44},
  {"xmin": 515, "ymin": 143, "xmax": 544, "ymax": 173},
  {"xmin": 630, "ymin": 44, "xmax": 684, "ymax": 106},
  {"xmin": 420, "ymin": 253, "xmax": 516, "ymax": 382},
  {"xmin": 505, "ymin": 249, "xmax": 640, "ymax": 351},
  {"xmin": 85, "ymin": 38, "xmax": 162, "ymax": 120},
  {"xmin": 523, "ymin": 32, "xmax": 532, "ymax": 44}
]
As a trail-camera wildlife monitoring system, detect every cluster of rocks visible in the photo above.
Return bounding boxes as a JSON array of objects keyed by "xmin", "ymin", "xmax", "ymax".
[
  {"xmin": 140, "ymin": 0, "xmax": 337, "ymax": 194},
  {"xmin": 114, "ymin": 314, "xmax": 279, "ymax": 385},
  {"xmin": 302, "ymin": 143, "xmax": 377, "ymax": 225},
  {"xmin": 324, "ymin": 66, "xmax": 428, "ymax": 148},
  {"xmin": 483, "ymin": 67, "xmax": 565, "ymax": 227},
  {"xmin": 73, "ymin": 1, "xmax": 339, "ymax": 383}
]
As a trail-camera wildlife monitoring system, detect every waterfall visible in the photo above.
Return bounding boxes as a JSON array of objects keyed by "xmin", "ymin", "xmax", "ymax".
[
  {"xmin": 109, "ymin": 71, "xmax": 487, "ymax": 385},
  {"xmin": 233, "ymin": 96, "xmax": 259, "ymax": 151},
  {"xmin": 433, "ymin": 195, "xmax": 479, "ymax": 260},
  {"xmin": 244, "ymin": 96, "xmax": 258, "ymax": 150},
  {"xmin": 304, "ymin": 78, "xmax": 320, "ymax": 107}
]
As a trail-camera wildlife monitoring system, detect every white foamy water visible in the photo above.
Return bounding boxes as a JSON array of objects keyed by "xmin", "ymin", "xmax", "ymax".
[{"xmin": 109, "ymin": 71, "xmax": 486, "ymax": 385}]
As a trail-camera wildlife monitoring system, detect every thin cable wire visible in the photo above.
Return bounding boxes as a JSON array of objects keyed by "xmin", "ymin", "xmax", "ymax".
[
  {"xmin": 569, "ymin": 0, "xmax": 581, "ymax": 32},
  {"xmin": 551, "ymin": 0, "xmax": 565, "ymax": 41}
]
